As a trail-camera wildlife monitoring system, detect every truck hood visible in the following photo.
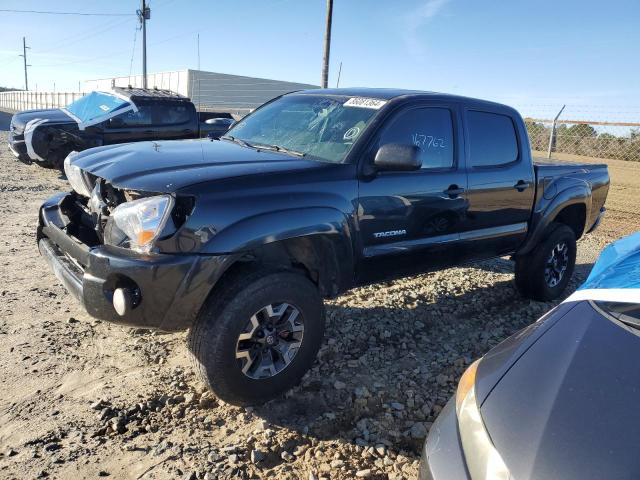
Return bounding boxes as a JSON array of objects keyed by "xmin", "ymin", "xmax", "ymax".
[
  {"xmin": 480, "ymin": 300, "xmax": 640, "ymax": 480},
  {"xmin": 73, "ymin": 138, "xmax": 331, "ymax": 192},
  {"xmin": 12, "ymin": 108, "xmax": 75, "ymax": 131}
]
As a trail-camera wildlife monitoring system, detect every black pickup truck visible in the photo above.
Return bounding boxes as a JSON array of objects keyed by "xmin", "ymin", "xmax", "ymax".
[
  {"xmin": 37, "ymin": 88, "xmax": 609, "ymax": 405},
  {"xmin": 8, "ymin": 87, "xmax": 234, "ymax": 168}
]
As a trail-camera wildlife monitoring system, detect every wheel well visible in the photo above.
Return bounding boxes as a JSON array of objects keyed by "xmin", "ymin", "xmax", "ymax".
[
  {"xmin": 214, "ymin": 236, "xmax": 347, "ymax": 299},
  {"xmin": 553, "ymin": 203, "xmax": 586, "ymax": 239}
]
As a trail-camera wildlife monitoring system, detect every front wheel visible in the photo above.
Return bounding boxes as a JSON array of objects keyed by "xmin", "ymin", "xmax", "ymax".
[
  {"xmin": 514, "ymin": 223, "xmax": 577, "ymax": 301},
  {"xmin": 187, "ymin": 269, "xmax": 325, "ymax": 406}
]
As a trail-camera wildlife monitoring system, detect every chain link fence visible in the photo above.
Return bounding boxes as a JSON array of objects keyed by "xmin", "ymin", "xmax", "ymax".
[{"xmin": 522, "ymin": 105, "xmax": 640, "ymax": 162}]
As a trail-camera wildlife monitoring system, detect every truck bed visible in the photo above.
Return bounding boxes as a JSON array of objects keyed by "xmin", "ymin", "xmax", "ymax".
[{"xmin": 532, "ymin": 158, "xmax": 609, "ymax": 234}]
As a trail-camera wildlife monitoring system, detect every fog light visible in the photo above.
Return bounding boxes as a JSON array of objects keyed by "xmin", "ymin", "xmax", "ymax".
[{"xmin": 113, "ymin": 288, "xmax": 133, "ymax": 316}]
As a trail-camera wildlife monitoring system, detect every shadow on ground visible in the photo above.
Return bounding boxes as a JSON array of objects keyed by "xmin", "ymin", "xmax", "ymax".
[{"xmin": 250, "ymin": 257, "xmax": 595, "ymax": 455}]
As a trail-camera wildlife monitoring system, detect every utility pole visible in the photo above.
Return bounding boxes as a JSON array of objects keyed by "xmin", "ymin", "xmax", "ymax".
[
  {"xmin": 321, "ymin": 0, "xmax": 333, "ymax": 88},
  {"xmin": 19, "ymin": 37, "xmax": 30, "ymax": 91},
  {"xmin": 138, "ymin": 0, "xmax": 150, "ymax": 88}
]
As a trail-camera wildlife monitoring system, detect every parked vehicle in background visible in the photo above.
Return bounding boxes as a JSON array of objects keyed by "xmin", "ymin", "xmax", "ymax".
[
  {"xmin": 8, "ymin": 87, "xmax": 234, "ymax": 168},
  {"xmin": 37, "ymin": 88, "xmax": 608, "ymax": 405},
  {"xmin": 419, "ymin": 231, "xmax": 640, "ymax": 480}
]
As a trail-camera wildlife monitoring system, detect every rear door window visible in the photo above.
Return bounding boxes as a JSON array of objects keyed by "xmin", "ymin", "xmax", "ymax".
[
  {"xmin": 161, "ymin": 103, "xmax": 192, "ymax": 125},
  {"xmin": 467, "ymin": 111, "xmax": 518, "ymax": 167},
  {"xmin": 378, "ymin": 107, "xmax": 454, "ymax": 169}
]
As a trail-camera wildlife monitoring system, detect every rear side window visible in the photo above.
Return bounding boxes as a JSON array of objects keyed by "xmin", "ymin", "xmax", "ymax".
[
  {"xmin": 161, "ymin": 104, "xmax": 192, "ymax": 125},
  {"xmin": 468, "ymin": 111, "xmax": 518, "ymax": 167},
  {"xmin": 379, "ymin": 107, "xmax": 454, "ymax": 169}
]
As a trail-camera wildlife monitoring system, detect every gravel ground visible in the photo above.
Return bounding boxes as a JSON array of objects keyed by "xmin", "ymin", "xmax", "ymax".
[{"xmin": 0, "ymin": 129, "xmax": 631, "ymax": 480}]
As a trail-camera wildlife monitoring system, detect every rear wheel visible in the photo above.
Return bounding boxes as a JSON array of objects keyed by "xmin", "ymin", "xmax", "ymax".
[
  {"xmin": 514, "ymin": 223, "xmax": 577, "ymax": 301},
  {"xmin": 187, "ymin": 268, "xmax": 325, "ymax": 406}
]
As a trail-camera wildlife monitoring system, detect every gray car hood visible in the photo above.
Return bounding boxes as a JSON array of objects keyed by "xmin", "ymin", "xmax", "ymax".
[
  {"xmin": 73, "ymin": 138, "xmax": 328, "ymax": 192},
  {"xmin": 480, "ymin": 300, "xmax": 640, "ymax": 480}
]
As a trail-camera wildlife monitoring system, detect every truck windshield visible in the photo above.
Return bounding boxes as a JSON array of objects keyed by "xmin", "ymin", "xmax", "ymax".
[
  {"xmin": 63, "ymin": 91, "xmax": 135, "ymax": 128},
  {"xmin": 596, "ymin": 301, "xmax": 640, "ymax": 330},
  {"xmin": 224, "ymin": 94, "xmax": 384, "ymax": 163}
]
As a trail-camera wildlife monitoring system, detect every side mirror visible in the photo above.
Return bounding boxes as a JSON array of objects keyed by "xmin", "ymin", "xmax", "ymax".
[
  {"xmin": 109, "ymin": 117, "xmax": 125, "ymax": 128},
  {"xmin": 374, "ymin": 144, "xmax": 422, "ymax": 171},
  {"xmin": 205, "ymin": 118, "xmax": 234, "ymax": 125}
]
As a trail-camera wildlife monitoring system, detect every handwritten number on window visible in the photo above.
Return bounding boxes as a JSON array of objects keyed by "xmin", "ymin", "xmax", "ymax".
[{"xmin": 411, "ymin": 133, "xmax": 445, "ymax": 149}]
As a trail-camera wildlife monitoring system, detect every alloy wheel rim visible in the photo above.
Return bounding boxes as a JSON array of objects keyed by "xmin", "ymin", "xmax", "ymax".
[
  {"xmin": 235, "ymin": 303, "xmax": 304, "ymax": 380},
  {"xmin": 544, "ymin": 242, "xmax": 569, "ymax": 288}
]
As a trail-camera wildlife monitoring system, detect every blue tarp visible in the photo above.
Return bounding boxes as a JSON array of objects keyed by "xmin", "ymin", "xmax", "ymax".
[
  {"xmin": 580, "ymin": 231, "xmax": 640, "ymax": 290},
  {"xmin": 62, "ymin": 91, "xmax": 135, "ymax": 129}
]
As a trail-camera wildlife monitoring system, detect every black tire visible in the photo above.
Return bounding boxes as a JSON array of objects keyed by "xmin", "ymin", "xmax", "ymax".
[
  {"xmin": 37, "ymin": 159, "xmax": 58, "ymax": 169},
  {"xmin": 187, "ymin": 268, "xmax": 325, "ymax": 406},
  {"xmin": 514, "ymin": 223, "xmax": 577, "ymax": 301},
  {"xmin": 16, "ymin": 152, "xmax": 32, "ymax": 165}
]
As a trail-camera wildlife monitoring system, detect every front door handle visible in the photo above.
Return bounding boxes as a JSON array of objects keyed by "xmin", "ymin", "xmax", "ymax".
[
  {"xmin": 514, "ymin": 180, "xmax": 531, "ymax": 192},
  {"xmin": 444, "ymin": 185, "xmax": 465, "ymax": 198},
  {"xmin": 144, "ymin": 130, "xmax": 154, "ymax": 135}
]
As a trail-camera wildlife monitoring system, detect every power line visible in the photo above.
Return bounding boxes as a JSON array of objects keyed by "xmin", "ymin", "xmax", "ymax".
[
  {"xmin": 129, "ymin": 23, "xmax": 140, "ymax": 77},
  {"xmin": 0, "ymin": 9, "xmax": 134, "ymax": 16},
  {"xmin": 35, "ymin": 17, "xmax": 134, "ymax": 56}
]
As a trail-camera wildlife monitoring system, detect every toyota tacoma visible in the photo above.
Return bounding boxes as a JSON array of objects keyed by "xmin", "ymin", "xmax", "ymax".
[{"xmin": 37, "ymin": 88, "xmax": 609, "ymax": 405}]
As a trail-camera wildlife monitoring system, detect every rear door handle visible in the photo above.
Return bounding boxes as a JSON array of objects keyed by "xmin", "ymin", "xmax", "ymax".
[
  {"xmin": 514, "ymin": 180, "xmax": 531, "ymax": 192},
  {"xmin": 444, "ymin": 185, "xmax": 465, "ymax": 198},
  {"xmin": 143, "ymin": 130, "xmax": 154, "ymax": 135}
]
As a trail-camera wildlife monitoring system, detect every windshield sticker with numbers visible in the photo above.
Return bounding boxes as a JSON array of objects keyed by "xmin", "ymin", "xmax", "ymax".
[{"xmin": 343, "ymin": 97, "xmax": 387, "ymax": 109}]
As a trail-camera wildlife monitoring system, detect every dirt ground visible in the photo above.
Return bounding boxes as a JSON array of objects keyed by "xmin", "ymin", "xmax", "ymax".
[{"xmin": 0, "ymin": 132, "xmax": 638, "ymax": 480}]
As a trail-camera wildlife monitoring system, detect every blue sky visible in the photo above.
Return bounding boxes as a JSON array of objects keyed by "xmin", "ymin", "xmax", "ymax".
[{"xmin": 0, "ymin": 0, "xmax": 638, "ymax": 117}]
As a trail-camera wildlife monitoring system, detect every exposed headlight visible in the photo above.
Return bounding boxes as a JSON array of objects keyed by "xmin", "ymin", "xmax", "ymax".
[
  {"xmin": 63, "ymin": 151, "xmax": 92, "ymax": 197},
  {"xmin": 456, "ymin": 360, "xmax": 511, "ymax": 480},
  {"xmin": 104, "ymin": 195, "xmax": 174, "ymax": 253}
]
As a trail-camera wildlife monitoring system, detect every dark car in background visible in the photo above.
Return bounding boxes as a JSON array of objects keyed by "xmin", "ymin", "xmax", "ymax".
[
  {"xmin": 420, "ymin": 231, "xmax": 640, "ymax": 480},
  {"xmin": 8, "ymin": 87, "xmax": 234, "ymax": 168}
]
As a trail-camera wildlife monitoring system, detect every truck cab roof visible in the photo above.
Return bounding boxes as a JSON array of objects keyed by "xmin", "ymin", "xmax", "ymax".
[
  {"xmin": 112, "ymin": 86, "xmax": 191, "ymax": 103},
  {"xmin": 294, "ymin": 87, "xmax": 518, "ymax": 113}
]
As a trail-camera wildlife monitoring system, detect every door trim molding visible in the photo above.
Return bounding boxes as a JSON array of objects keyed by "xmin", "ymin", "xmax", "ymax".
[
  {"xmin": 459, "ymin": 222, "xmax": 527, "ymax": 241},
  {"xmin": 363, "ymin": 232, "xmax": 459, "ymax": 258},
  {"xmin": 362, "ymin": 222, "xmax": 527, "ymax": 258}
]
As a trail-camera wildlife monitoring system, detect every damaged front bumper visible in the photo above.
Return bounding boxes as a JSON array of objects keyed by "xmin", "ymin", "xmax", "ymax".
[
  {"xmin": 8, "ymin": 135, "xmax": 28, "ymax": 159},
  {"xmin": 37, "ymin": 192, "xmax": 232, "ymax": 331}
]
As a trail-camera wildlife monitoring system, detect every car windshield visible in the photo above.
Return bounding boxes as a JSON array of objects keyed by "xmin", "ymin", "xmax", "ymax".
[
  {"xmin": 596, "ymin": 301, "xmax": 640, "ymax": 329},
  {"xmin": 224, "ymin": 94, "xmax": 385, "ymax": 163},
  {"xmin": 63, "ymin": 91, "xmax": 135, "ymax": 128}
]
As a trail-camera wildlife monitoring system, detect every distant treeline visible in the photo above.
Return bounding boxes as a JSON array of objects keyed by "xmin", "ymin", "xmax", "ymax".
[
  {"xmin": 0, "ymin": 87, "xmax": 22, "ymax": 93},
  {"xmin": 526, "ymin": 120, "xmax": 640, "ymax": 162}
]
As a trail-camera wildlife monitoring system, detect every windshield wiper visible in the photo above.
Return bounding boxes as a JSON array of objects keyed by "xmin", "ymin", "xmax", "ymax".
[
  {"xmin": 255, "ymin": 144, "xmax": 306, "ymax": 157},
  {"xmin": 221, "ymin": 137, "xmax": 306, "ymax": 157},
  {"xmin": 220, "ymin": 135, "xmax": 256, "ymax": 149}
]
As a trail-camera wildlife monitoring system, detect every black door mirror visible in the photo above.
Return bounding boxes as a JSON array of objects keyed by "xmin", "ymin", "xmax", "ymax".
[
  {"xmin": 109, "ymin": 117, "xmax": 125, "ymax": 128},
  {"xmin": 374, "ymin": 144, "xmax": 422, "ymax": 171}
]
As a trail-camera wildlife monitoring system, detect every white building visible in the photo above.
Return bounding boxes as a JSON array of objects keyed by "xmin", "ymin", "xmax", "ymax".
[{"xmin": 85, "ymin": 69, "xmax": 318, "ymax": 115}]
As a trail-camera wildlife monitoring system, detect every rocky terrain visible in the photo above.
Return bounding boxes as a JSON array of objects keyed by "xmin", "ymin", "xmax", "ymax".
[{"xmin": 0, "ymin": 129, "xmax": 635, "ymax": 479}]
